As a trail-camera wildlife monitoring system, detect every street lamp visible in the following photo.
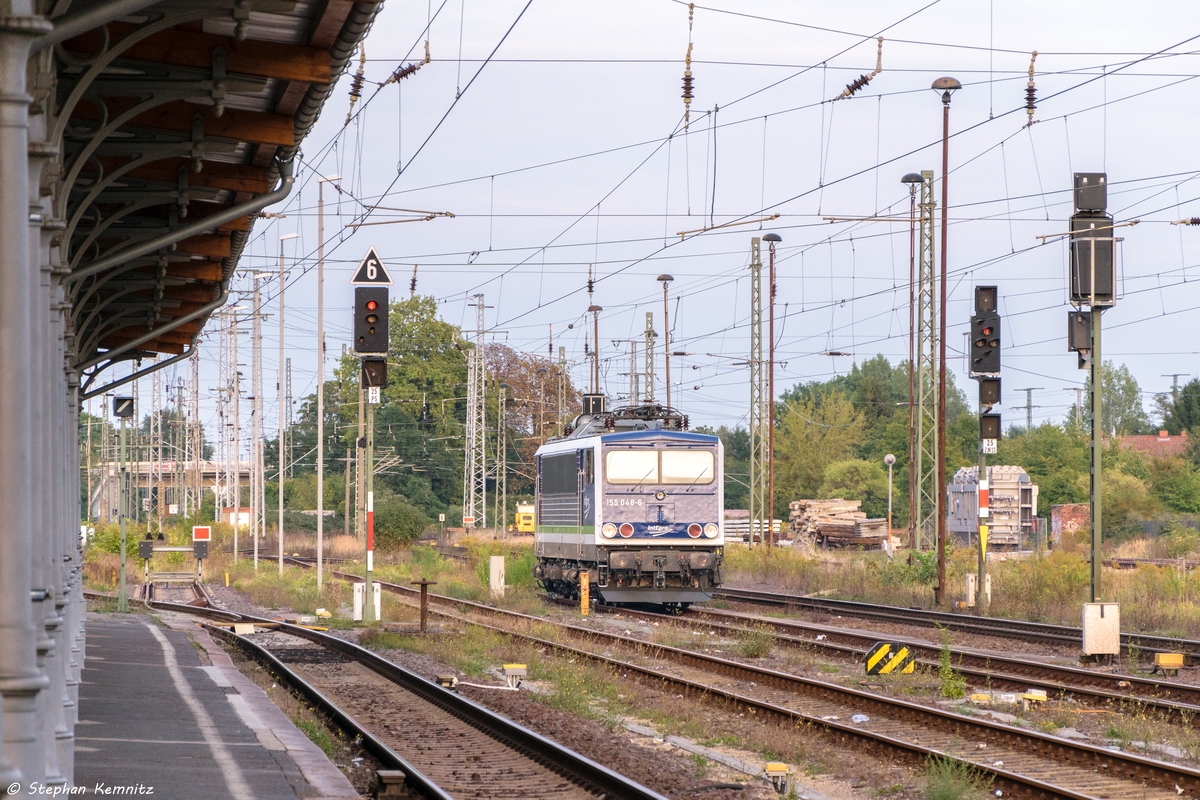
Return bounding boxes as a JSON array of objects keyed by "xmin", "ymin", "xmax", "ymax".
[
  {"xmin": 902, "ymin": 172, "xmax": 923, "ymax": 551},
  {"xmin": 931, "ymin": 77, "xmax": 959, "ymax": 605},
  {"xmin": 316, "ymin": 173, "xmax": 340, "ymax": 589},
  {"xmin": 656, "ymin": 275, "xmax": 673, "ymax": 409},
  {"xmin": 277, "ymin": 232, "xmax": 299, "ymax": 576},
  {"xmin": 762, "ymin": 233, "xmax": 782, "ymax": 546}
]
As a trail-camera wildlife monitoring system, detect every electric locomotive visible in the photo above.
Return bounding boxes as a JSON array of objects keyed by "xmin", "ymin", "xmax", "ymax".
[{"xmin": 532, "ymin": 399, "xmax": 723, "ymax": 608}]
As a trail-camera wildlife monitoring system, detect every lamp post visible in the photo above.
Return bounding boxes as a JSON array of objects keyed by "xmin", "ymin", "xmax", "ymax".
[
  {"xmin": 931, "ymin": 76, "xmax": 960, "ymax": 605},
  {"xmin": 277, "ymin": 232, "xmax": 299, "ymax": 576},
  {"xmin": 763, "ymin": 233, "xmax": 782, "ymax": 545},
  {"xmin": 316, "ymin": 173, "xmax": 340, "ymax": 590},
  {"xmin": 902, "ymin": 173, "xmax": 923, "ymax": 551},
  {"xmin": 657, "ymin": 275, "xmax": 673, "ymax": 408}
]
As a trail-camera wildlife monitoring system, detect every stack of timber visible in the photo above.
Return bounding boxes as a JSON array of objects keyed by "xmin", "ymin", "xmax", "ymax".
[{"xmin": 789, "ymin": 499, "xmax": 888, "ymax": 549}]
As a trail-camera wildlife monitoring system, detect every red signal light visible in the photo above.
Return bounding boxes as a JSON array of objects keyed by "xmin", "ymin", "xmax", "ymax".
[{"xmin": 366, "ymin": 300, "xmax": 378, "ymax": 311}]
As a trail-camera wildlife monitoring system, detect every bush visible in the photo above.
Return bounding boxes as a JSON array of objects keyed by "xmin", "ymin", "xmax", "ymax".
[
  {"xmin": 89, "ymin": 523, "xmax": 123, "ymax": 554},
  {"xmin": 1160, "ymin": 523, "xmax": 1200, "ymax": 559},
  {"xmin": 281, "ymin": 510, "xmax": 345, "ymax": 535},
  {"xmin": 373, "ymin": 499, "xmax": 431, "ymax": 551}
]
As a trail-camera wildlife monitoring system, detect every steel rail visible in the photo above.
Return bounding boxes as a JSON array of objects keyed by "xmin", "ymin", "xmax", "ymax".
[
  {"xmin": 269, "ymin": 622, "xmax": 671, "ymax": 800},
  {"xmin": 206, "ymin": 624, "xmax": 455, "ymax": 800},
  {"xmin": 362, "ymin": 583, "xmax": 1172, "ymax": 799},
  {"xmin": 315, "ymin": 574, "xmax": 1200, "ymax": 799},
  {"xmin": 719, "ymin": 586, "xmax": 1200, "ymax": 657},
  {"xmin": 85, "ymin": 589, "xmax": 668, "ymax": 800},
  {"xmin": 586, "ymin": 600, "xmax": 1200, "ymax": 724}
]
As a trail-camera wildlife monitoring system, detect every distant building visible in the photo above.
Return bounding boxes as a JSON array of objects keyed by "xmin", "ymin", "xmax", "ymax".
[
  {"xmin": 1117, "ymin": 429, "xmax": 1190, "ymax": 460},
  {"xmin": 1051, "ymin": 504, "xmax": 1089, "ymax": 547}
]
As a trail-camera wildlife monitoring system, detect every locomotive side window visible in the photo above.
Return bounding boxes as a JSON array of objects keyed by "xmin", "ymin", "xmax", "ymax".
[
  {"xmin": 660, "ymin": 450, "xmax": 714, "ymax": 485},
  {"xmin": 605, "ymin": 450, "xmax": 659, "ymax": 484}
]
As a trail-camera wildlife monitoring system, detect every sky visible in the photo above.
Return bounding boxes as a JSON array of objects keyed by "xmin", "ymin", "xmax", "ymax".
[{"xmin": 102, "ymin": 0, "xmax": 1200, "ymax": 453}]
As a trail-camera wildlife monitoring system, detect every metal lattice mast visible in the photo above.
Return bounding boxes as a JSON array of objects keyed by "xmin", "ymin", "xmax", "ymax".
[
  {"xmin": 232, "ymin": 310, "xmax": 242, "ymax": 549},
  {"xmin": 914, "ymin": 170, "xmax": 939, "ymax": 551},
  {"xmin": 284, "ymin": 357, "xmax": 293, "ymax": 480},
  {"xmin": 557, "ymin": 346, "xmax": 567, "ymax": 435},
  {"xmin": 215, "ymin": 317, "xmax": 230, "ymax": 518},
  {"xmin": 494, "ymin": 383, "xmax": 507, "ymax": 529},
  {"xmin": 151, "ymin": 369, "xmax": 162, "ymax": 532},
  {"xmin": 629, "ymin": 341, "xmax": 638, "ymax": 403},
  {"xmin": 748, "ymin": 237, "xmax": 767, "ymax": 546},
  {"xmin": 643, "ymin": 313, "xmax": 655, "ymax": 402},
  {"xmin": 252, "ymin": 276, "xmax": 264, "ymax": 565},
  {"xmin": 174, "ymin": 381, "xmax": 184, "ymax": 515},
  {"xmin": 190, "ymin": 349, "xmax": 200, "ymax": 517},
  {"xmin": 462, "ymin": 294, "xmax": 487, "ymax": 528}
]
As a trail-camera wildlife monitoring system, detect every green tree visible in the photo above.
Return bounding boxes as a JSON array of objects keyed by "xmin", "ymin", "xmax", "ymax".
[
  {"xmin": 819, "ymin": 459, "xmax": 888, "ymax": 518},
  {"xmin": 774, "ymin": 390, "xmax": 864, "ymax": 514},
  {"xmin": 1076, "ymin": 469, "xmax": 1158, "ymax": 535},
  {"xmin": 994, "ymin": 423, "xmax": 1090, "ymax": 515},
  {"xmin": 1146, "ymin": 457, "xmax": 1200, "ymax": 515},
  {"xmin": 696, "ymin": 425, "xmax": 749, "ymax": 510},
  {"xmin": 1158, "ymin": 378, "xmax": 1200, "ymax": 435},
  {"xmin": 1084, "ymin": 361, "xmax": 1152, "ymax": 436}
]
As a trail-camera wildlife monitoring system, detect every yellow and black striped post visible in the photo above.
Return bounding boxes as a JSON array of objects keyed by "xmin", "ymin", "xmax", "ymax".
[{"xmin": 865, "ymin": 641, "xmax": 915, "ymax": 674}]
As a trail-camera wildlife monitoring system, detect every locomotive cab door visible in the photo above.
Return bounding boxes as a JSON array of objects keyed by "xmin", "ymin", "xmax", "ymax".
[{"xmin": 579, "ymin": 449, "xmax": 594, "ymax": 558}]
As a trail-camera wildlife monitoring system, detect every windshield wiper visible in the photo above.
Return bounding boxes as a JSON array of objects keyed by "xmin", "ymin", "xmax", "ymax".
[{"xmin": 630, "ymin": 466, "xmax": 657, "ymax": 494}]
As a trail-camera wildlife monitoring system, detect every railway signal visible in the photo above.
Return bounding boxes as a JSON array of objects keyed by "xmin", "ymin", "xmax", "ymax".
[
  {"xmin": 350, "ymin": 251, "xmax": 391, "ymax": 622},
  {"xmin": 362, "ymin": 357, "xmax": 386, "ymax": 389},
  {"xmin": 969, "ymin": 286, "xmax": 1001, "ymax": 612},
  {"xmin": 353, "ymin": 287, "xmax": 389, "ymax": 354},
  {"xmin": 970, "ymin": 314, "xmax": 1001, "ymax": 375}
]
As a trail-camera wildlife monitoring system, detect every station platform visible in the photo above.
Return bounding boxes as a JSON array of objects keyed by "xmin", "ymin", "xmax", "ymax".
[{"xmin": 75, "ymin": 610, "xmax": 360, "ymax": 800}]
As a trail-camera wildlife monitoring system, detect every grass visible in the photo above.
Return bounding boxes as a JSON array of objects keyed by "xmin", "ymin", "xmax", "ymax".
[
  {"xmin": 937, "ymin": 630, "xmax": 967, "ymax": 699},
  {"xmin": 294, "ymin": 718, "xmax": 336, "ymax": 757},
  {"xmin": 736, "ymin": 624, "xmax": 777, "ymax": 658},
  {"xmin": 359, "ymin": 627, "xmax": 408, "ymax": 651},
  {"xmin": 924, "ymin": 756, "xmax": 988, "ymax": 800},
  {"xmin": 724, "ymin": 537, "xmax": 1200, "ymax": 640}
]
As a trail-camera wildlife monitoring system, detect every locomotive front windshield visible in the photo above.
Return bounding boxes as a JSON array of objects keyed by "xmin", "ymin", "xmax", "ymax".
[{"xmin": 605, "ymin": 449, "xmax": 714, "ymax": 485}]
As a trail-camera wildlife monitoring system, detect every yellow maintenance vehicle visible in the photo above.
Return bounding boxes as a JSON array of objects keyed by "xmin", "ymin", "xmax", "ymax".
[{"xmin": 514, "ymin": 503, "xmax": 536, "ymax": 533}]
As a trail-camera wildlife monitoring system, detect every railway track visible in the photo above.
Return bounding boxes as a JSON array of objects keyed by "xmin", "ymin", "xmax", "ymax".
[
  {"xmin": 306, "ymin": 569, "xmax": 1200, "ymax": 799},
  {"xmin": 84, "ymin": 587, "xmax": 669, "ymax": 800},
  {"xmin": 580, "ymin": 601, "xmax": 1200, "ymax": 725},
  {"xmin": 719, "ymin": 586, "xmax": 1200, "ymax": 659}
]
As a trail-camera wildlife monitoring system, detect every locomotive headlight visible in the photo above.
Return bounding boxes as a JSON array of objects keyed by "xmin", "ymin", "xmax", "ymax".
[
  {"xmin": 601, "ymin": 523, "xmax": 618, "ymax": 539},
  {"xmin": 703, "ymin": 523, "xmax": 719, "ymax": 538}
]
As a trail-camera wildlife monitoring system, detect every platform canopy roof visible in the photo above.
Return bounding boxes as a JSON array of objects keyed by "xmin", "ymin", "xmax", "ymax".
[{"xmin": 43, "ymin": 0, "xmax": 380, "ymax": 397}]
